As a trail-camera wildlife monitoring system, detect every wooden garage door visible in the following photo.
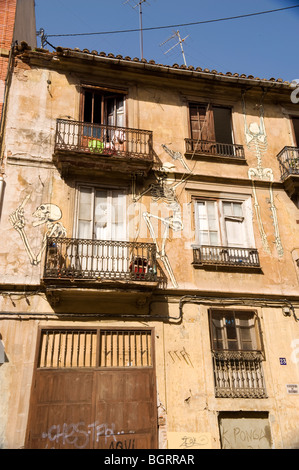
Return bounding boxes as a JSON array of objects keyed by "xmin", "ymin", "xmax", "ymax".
[{"xmin": 25, "ymin": 328, "xmax": 158, "ymax": 449}]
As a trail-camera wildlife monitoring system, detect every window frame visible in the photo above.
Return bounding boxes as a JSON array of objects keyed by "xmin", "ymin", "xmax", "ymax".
[
  {"xmin": 208, "ymin": 309, "xmax": 264, "ymax": 354},
  {"xmin": 193, "ymin": 195, "xmax": 253, "ymax": 248},
  {"xmin": 188, "ymin": 102, "xmax": 235, "ymax": 145},
  {"xmin": 80, "ymin": 84, "xmax": 127, "ymax": 128},
  {"xmin": 74, "ymin": 183, "xmax": 127, "ymax": 241}
]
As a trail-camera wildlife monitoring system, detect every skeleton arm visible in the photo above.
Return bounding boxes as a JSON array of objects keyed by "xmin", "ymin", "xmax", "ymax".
[
  {"xmin": 9, "ymin": 195, "xmax": 38, "ymax": 265},
  {"xmin": 35, "ymin": 222, "xmax": 67, "ymax": 265},
  {"xmin": 133, "ymin": 184, "xmax": 154, "ymax": 203},
  {"xmin": 161, "ymin": 144, "xmax": 191, "ymax": 172}
]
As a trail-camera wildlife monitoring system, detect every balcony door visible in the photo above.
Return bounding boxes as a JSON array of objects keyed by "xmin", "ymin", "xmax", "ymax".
[
  {"xmin": 75, "ymin": 186, "xmax": 127, "ymax": 276},
  {"xmin": 189, "ymin": 104, "xmax": 234, "ymax": 155},
  {"xmin": 77, "ymin": 186, "xmax": 126, "ymax": 242},
  {"xmin": 81, "ymin": 87, "xmax": 125, "ymax": 144}
]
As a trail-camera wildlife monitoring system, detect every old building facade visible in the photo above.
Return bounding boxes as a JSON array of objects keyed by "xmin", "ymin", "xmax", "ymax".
[{"xmin": 0, "ymin": 35, "xmax": 299, "ymax": 449}]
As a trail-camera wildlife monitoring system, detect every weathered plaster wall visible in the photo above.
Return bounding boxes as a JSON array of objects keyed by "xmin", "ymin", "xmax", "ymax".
[
  {"xmin": 1, "ymin": 300, "xmax": 299, "ymax": 448},
  {"xmin": 1, "ymin": 59, "xmax": 299, "ymax": 449}
]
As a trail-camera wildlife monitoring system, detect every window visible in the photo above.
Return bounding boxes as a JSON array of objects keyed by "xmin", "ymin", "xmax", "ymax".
[
  {"xmin": 193, "ymin": 196, "xmax": 260, "ymax": 267},
  {"xmin": 209, "ymin": 310, "xmax": 266, "ymax": 398},
  {"xmin": 189, "ymin": 103, "xmax": 233, "ymax": 144},
  {"xmin": 210, "ymin": 310, "xmax": 261, "ymax": 352},
  {"xmin": 195, "ymin": 199, "xmax": 248, "ymax": 248},
  {"xmin": 76, "ymin": 185, "xmax": 126, "ymax": 241}
]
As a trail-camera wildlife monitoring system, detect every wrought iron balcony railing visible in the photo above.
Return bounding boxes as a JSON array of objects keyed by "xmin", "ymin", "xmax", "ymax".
[
  {"xmin": 54, "ymin": 119, "xmax": 153, "ymax": 162},
  {"xmin": 193, "ymin": 245, "xmax": 260, "ymax": 268},
  {"xmin": 212, "ymin": 350, "xmax": 267, "ymax": 398},
  {"xmin": 44, "ymin": 237, "xmax": 158, "ymax": 283},
  {"xmin": 276, "ymin": 146, "xmax": 299, "ymax": 181},
  {"xmin": 185, "ymin": 139, "xmax": 245, "ymax": 159}
]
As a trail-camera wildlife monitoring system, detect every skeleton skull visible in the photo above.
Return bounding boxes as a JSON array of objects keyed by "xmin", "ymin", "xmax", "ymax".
[{"xmin": 32, "ymin": 203, "xmax": 62, "ymax": 227}]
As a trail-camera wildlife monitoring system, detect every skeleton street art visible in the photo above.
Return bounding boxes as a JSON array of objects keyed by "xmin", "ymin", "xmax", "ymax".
[
  {"xmin": 242, "ymin": 92, "xmax": 283, "ymax": 257},
  {"xmin": 9, "ymin": 194, "xmax": 67, "ymax": 265},
  {"xmin": 161, "ymin": 144, "xmax": 191, "ymax": 172},
  {"xmin": 133, "ymin": 145, "xmax": 191, "ymax": 288}
]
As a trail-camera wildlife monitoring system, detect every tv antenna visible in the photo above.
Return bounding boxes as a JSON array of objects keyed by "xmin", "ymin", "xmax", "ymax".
[
  {"xmin": 124, "ymin": 0, "xmax": 150, "ymax": 59},
  {"xmin": 160, "ymin": 30, "xmax": 189, "ymax": 66}
]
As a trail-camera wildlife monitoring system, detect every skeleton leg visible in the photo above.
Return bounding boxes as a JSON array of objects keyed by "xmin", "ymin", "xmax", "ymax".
[
  {"xmin": 143, "ymin": 212, "xmax": 179, "ymax": 288},
  {"xmin": 143, "ymin": 212, "xmax": 161, "ymax": 257},
  {"xmin": 160, "ymin": 224, "xmax": 178, "ymax": 288},
  {"xmin": 268, "ymin": 182, "xmax": 284, "ymax": 257},
  {"xmin": 250, "ymin": 178, "xmax": 270, "ymax": 254}
]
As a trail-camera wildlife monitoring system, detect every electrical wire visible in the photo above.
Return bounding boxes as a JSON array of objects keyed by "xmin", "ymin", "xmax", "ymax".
[{"xmin": 46, "ymin": 5, "xmax": 299, "ymax": 38}]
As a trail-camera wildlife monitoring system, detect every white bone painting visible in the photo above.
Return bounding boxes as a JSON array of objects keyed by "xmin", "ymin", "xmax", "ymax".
[
  {"xmin": 9, "ymin": 194, "xmax": 67, "ymax": 266},
  {"xmin": 134, "ymin": 144, "xmax": 191, "ymax": 288},
  {"xmin": 242, "ymin": 93, "xmax": 283, "ymax": 257}
]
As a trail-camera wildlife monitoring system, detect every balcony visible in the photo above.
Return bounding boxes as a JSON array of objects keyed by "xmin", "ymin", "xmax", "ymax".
[
  {"xmin": 212, "ymin": 350, "xmax": 267, "ymax": 398},
  {"xmin": 53, "ymin": 119, "xmax": 154, "ymax": 178},
  {"xmin": 192, "ymin": 245, "xmax": 260, "ymax": 270},
  {"xmin": 276, "ymin": 146, "xmax": 299, "ymax": 199},
  {"xmin": 185, "ymin": 139, "xmax": 245, "ymax": 162},
  {"xmin": 43, "ymin": 237, "xmax": 159, "ymax": 290}
]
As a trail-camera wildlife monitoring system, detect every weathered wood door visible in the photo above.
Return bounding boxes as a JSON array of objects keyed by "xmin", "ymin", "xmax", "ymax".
[{"xmin": 25, "ymin": 328, "xmax": 158, "ymax": 449}]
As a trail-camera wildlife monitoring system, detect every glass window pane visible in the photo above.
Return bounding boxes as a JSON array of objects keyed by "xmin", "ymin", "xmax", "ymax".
[
  {"xmin": 199, "ymin": 231, "xmax": 209, "ymax": 244},
  {"xmin": 225, "ymin": 315, "xmax": 237, "ymax": 339},
  {"xmin": 211, "ymin": 314, "xmax": 224, "ymax": 349},
  {"xmin": 207, "ymin": 201, "xmax": 216, "ymax": 216},
  {"xmin": 197, "ymin": 203, "xmax": 208, "ymax": 231},
  {"xmin": 232, "ymin": 202, "xmax": 243, "ymax": 217},
  {"xmin": 79, "ymin": 187, "xmax": 92, "ymax": 221},
  {"xmin": 223, "ymin": 202, "xmax": 232, "ymax": 216},
  {"xmin": 94, "ymin": 191, "xmax": 108, "ymax": 227},
  {"xmin": 210, "ymin": 231, "xmax": 219, "ymax": 245},
  {"xmin": 78, "ymin": 220, "xmax": 92, "ymax": 239}
]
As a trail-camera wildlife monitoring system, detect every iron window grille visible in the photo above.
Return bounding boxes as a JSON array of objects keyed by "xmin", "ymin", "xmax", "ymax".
[{"xmin": 209, "ymin": 309, "xmax": 267, "ymax": 398}]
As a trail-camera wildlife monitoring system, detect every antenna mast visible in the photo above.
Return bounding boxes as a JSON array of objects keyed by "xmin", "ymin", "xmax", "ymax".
[
  {"xmin": 160, "ymin": 30, "xmax": 189, "ymax": 66},
  {"xmin": 124, "ymin": 0, "xmax": 149, "ymax": 59}
]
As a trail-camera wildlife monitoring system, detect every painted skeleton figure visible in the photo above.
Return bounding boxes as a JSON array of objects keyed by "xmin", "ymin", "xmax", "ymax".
[
  {"xmin": 242, "ymin": 93, "xmax": 283, "ymax": 257},
  {"xmin": 134, "ymin": 145, "xmax": 190, "ymax": 288},
  {"xmin": 9, "ymin": 194, "xmax": 67, "ymax": 265}
]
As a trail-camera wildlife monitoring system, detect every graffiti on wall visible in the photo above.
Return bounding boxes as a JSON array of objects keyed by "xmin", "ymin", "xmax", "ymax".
[
  {"xmin": 242, "ymin": 92, "xmax": 283, "ymax": 257},
  {"xmin": 167, "ymin": 432, "xmax": 211, "ymax": 449},
  {"xmin": 9, "ymin": 193, "xmax": 66, "ymax": 265}
]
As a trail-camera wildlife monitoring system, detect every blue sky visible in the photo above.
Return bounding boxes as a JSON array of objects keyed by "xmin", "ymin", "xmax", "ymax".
[{"xmin": 34, "ymin": 0, "xmax": 299, "ymax": 82}]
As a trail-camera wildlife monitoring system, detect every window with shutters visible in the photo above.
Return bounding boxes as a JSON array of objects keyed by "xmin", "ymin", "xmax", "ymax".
[
  {"xmin": 192, "ymin": 196, "xmax": 260, "ymax": 268},
  {"xmin": 209, "ymin": 310, "xmax": 266, "ymax": 398},
  {"xmin": 186, "ymin": 103, "xmax": 245, "ymax": 159}
]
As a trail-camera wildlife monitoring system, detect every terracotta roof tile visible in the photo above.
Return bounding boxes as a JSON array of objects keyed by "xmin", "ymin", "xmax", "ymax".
[{"xmin": 15, "ymin": 42, "xmax": 293, "ymax": 86}]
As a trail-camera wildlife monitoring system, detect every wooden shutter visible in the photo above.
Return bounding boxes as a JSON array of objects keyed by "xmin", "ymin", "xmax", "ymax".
[{"xmin": 190, "ymin": 103, "xmax": 215, "ymax": 142}]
